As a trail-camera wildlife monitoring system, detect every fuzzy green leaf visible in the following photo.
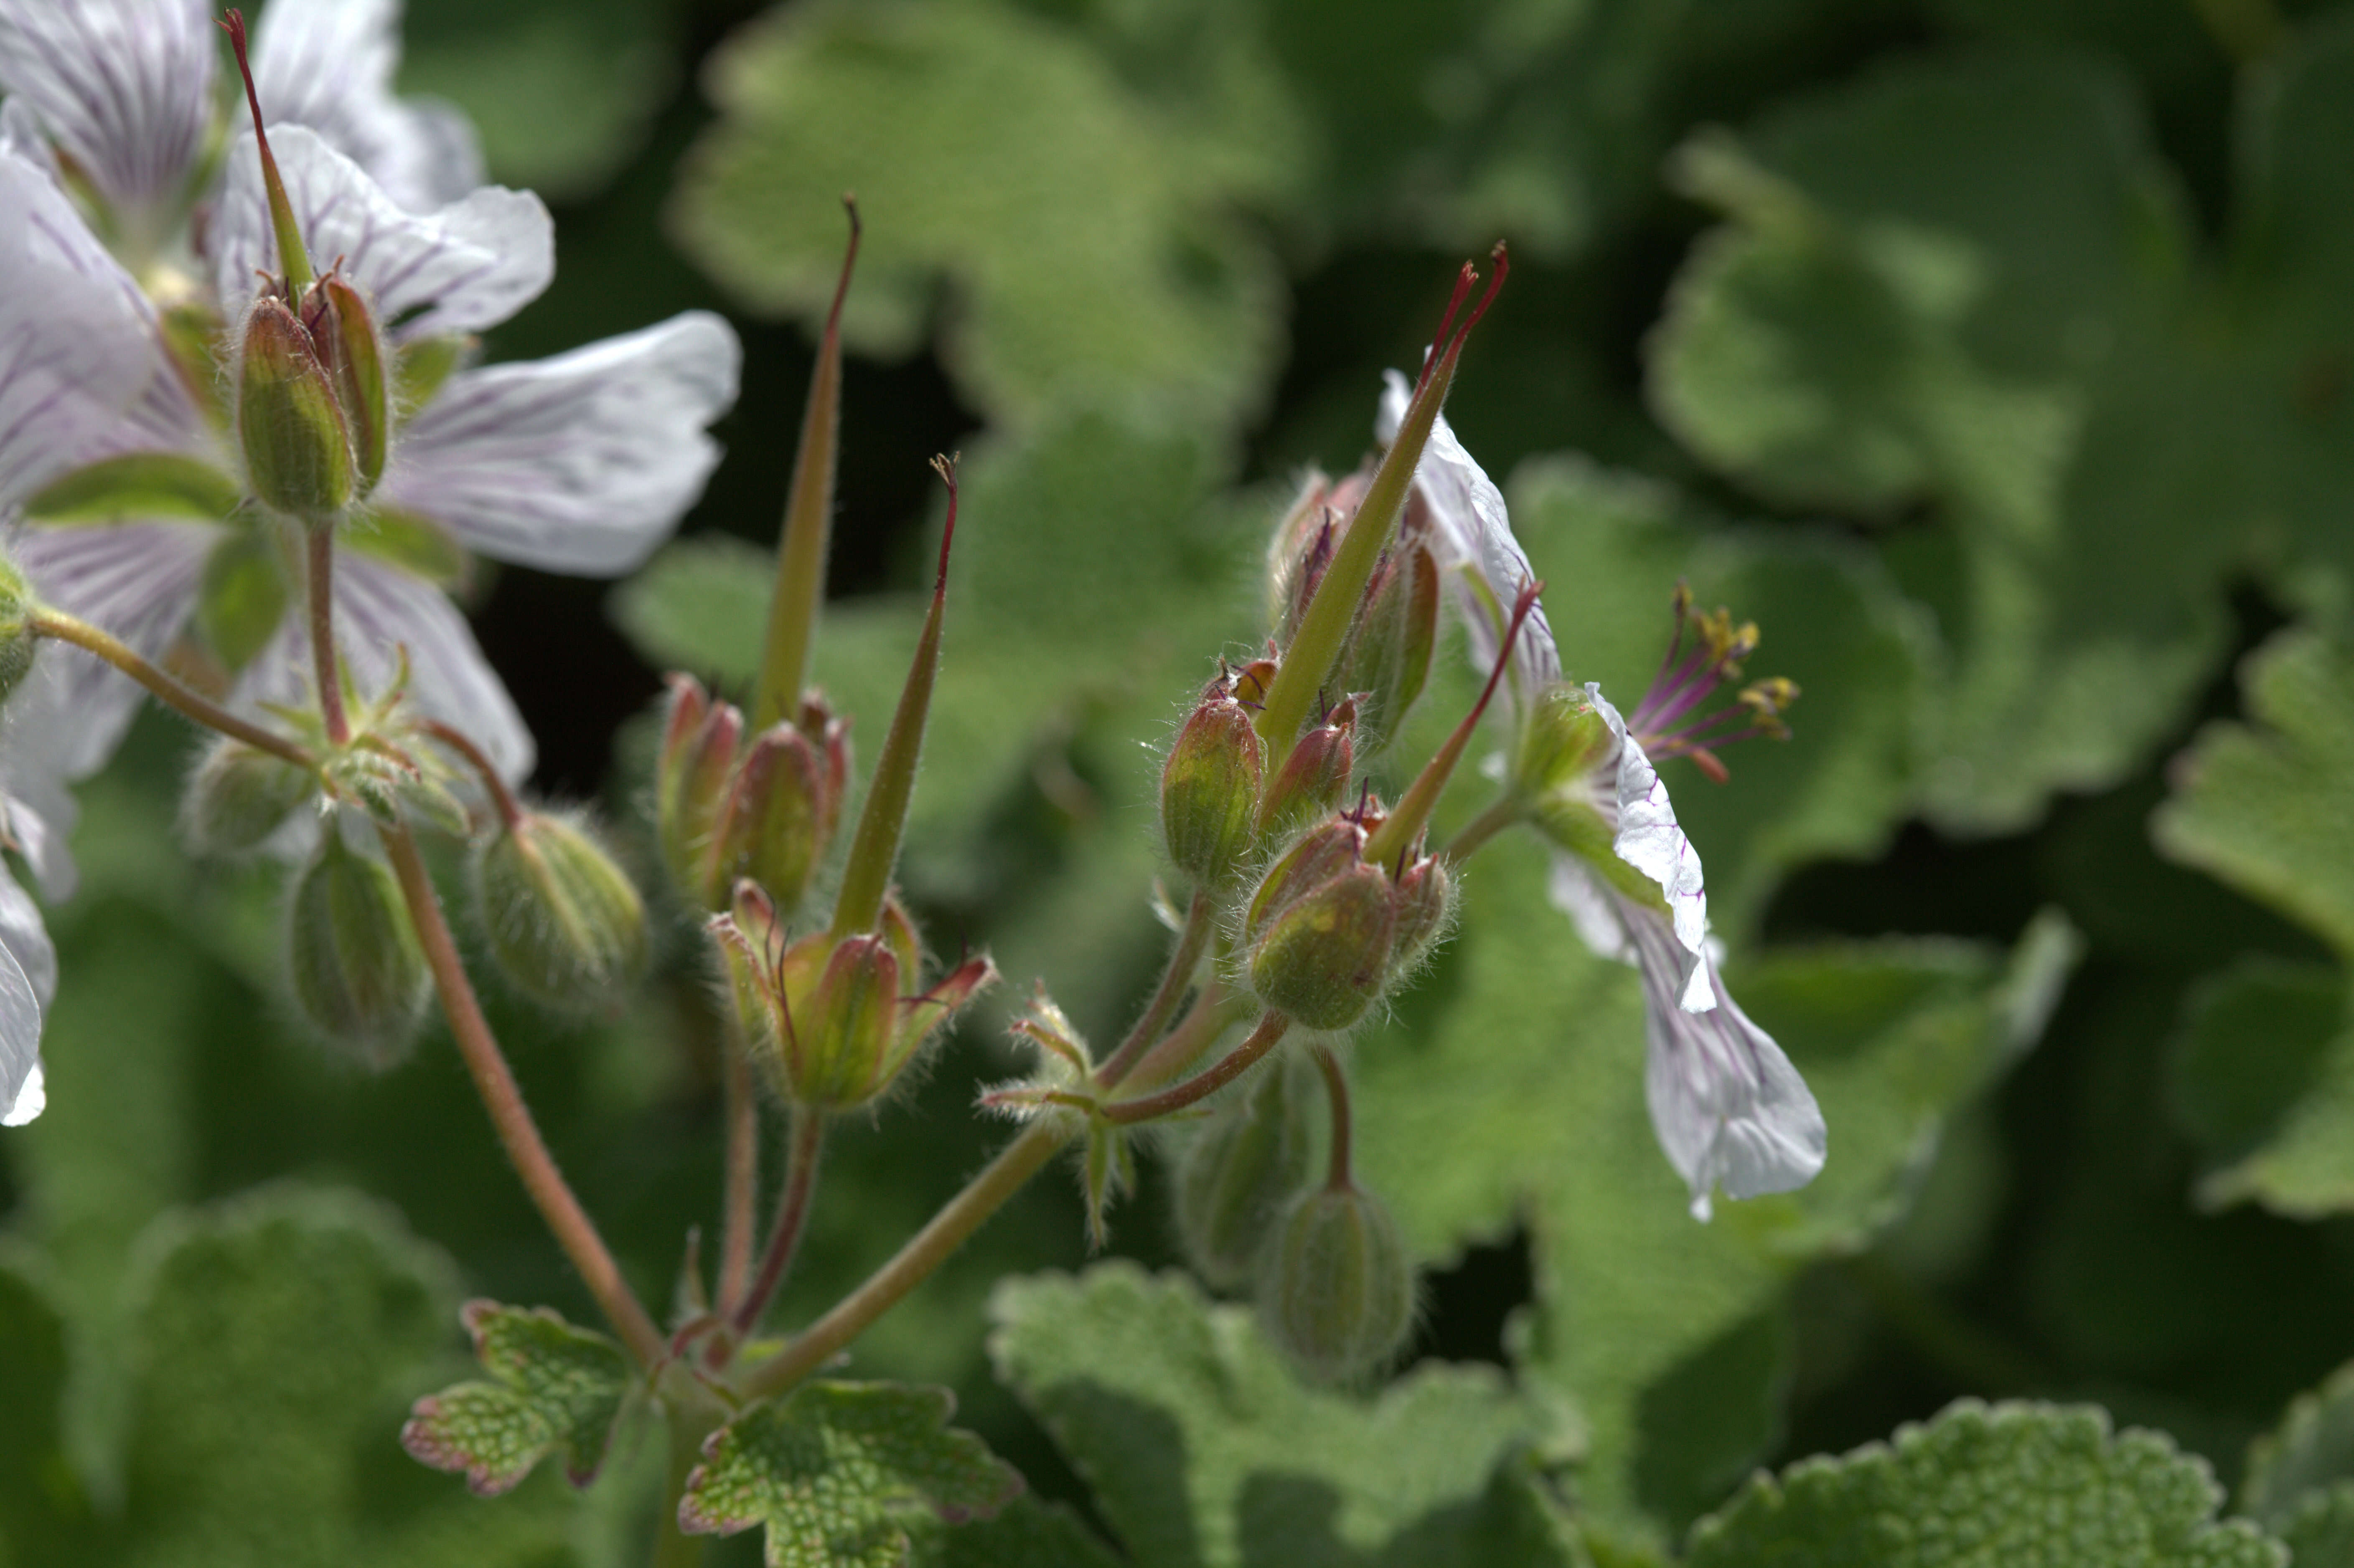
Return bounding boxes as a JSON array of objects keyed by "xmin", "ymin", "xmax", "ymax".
[
  {"xmin": 988, "ymin": 1262, "xmax": 1578, "ymax": 1568},
  {"xmin": 1685, "ymin": 1400, "xmax": 2282, "ymax": 1566},
  {"xmin": 400, "ymin": 1300, "xmax": 633, "ymax": 1495},
  {"xmin": 2246, "ymin": 1359, "xmax": 2354, "ymax": 1530},
  {"xmin": 678, "ymin": 1380, "xmax": 1022, "ymax": 1568}
]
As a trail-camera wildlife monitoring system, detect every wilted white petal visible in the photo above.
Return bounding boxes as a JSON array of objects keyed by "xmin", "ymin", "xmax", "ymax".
[
  {"xmin": 1548, "ymin": 851, "xmax": 1635, "ymax": 966},
  {"xmin": 0, "ymin": 0, "xmax": 211, "ymax": 219},
  {"xmin": 251, "ymin": 0, "xmax": 479, "ymax": 211},
  {"xmin": 381, "ymin": 313, "xmax": 742, "ymax": 575},
  {"xmin": 214, "ymin": 125, "xmax": 552, "ymax": 339},
  {"xmin": 0, "ymin": 150, "xmax": 193, "ymax": 507},
  {"xmin": 1376, "ymin": 369, "xmax": 1561, "ymax": 694},
  {"xmin": 7, "ymin": 519, "xmax": 212, "ymax": 780},
  {"xmin": 1, "ymin": 777, "xmax": 75, "ymax": 903},
  {"xmin": 0, "ymin": 883, "xmax": 46, "ymax": 1127},
  {"xmin": 1585, "ymin": 682, "xmax": 1710, "ymax": 1008},
  {"xmin": 0, "ymin": 851, "xmax": 53, "ymax": 1005},
  {"xmin": 1627, "ymin": 902, "xmax": 1824, "ymax": 1220},
  {"xmin": 236, "ymin": 550, "xmax": 534, "ymax": 781}
]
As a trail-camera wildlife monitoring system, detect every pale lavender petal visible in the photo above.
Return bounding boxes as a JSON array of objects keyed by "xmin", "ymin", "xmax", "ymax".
[
  {"xmin": 0, "ymin": 864, "xmax": 46, "ymax": 1126},
  {"xmin": 235, "ymin": 550, "xmax": 533, "ymax": 781},
  {"xmin": 213, "ymin": 125, "xmax": 552, "ymax": 338},
  {"xmin": 1586, "ymin": 682, "xmax": 1710, "ymax": 1007},
  {"xmin": 8, "ymin": 519, "xmax": 212, "ymax": 779},
  {"xmin": 251, "ymin": 0, "xmax": 480, "ymax": 211},
  {"xmin": 1376, "ymin": 369, "xmax": 1561, "ymax": 695},
  {"xmin": 0, "ymin": 150, "xmax": 197, "ymax": 506},
  {"xmin": 1547, "ymin": 851, "xmax": 1635, "ymax": 966},
  {"xmin": 381, "ymin": 313, "xmax": 741, "ymax": 575},
  {"xmin": 1627, "ymin": 900, "xmax": 1824, "ymax": 1220},
  {"xmin": 0, "ymin": 0, "xmax": 211, "ymax": 219},
  {"xmin": 1, "ymin": 775, "xmax": 76, "ymax": 903},
  {"xmin": 0, "ymin": 94, "xmax": 57, "ymax": 172},
  {"xmin": 0, "ymin": 851, "xmax": 53, "ymax": 1005}
]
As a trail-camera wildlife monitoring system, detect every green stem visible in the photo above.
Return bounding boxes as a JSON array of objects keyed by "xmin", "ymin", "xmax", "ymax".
[
  {"xmin": 1440, "ymin": 795, "xmax": 1523, "ymax": 865},
  {"xmin": 380, "ymin": 824, "xmax": 666, "ymax": 1366},
  {"xmin": 221, "ymin": 10, "xmax": 313, "ymax": 295},
  {"xmin": 1309, "ymin": 1043, "xmax": 1352, "ymax": 1191},
  {"xmin": 1096, "ymin": 889, "xmax": 1215, "ymax": 1088},
  {"xmin": 1106, "ymin": 1011, "xmax": 1290, "ymax": 1125},
  {"xmin": 1361, "ymin": 581, "xmax": 1537, "ymax": 869},
  {"xmin": 1121, "ymin": 984, "xmax": 1251, "ymax": 1097},
  {"xmin": 29, "ymin": 610, "xmax": 315, "ymax": 768},
  {"xmin": 717, "ymin": 1036, "xmax": 760, "ymax": 1316},
  {"xmin": 753, "ymin": 199, "xmax": 861, "ymax": 730},
  {"xmin": 737, "ymin": 1122, "xmax": 1070, "ymax": 1403},
  {"xmin": 732, "ymin": 1106, "xmax": 824, "ymax": 1336},
  {"xmin": 305, "ymin": 525, "xmax": 348, "ymax": 745},
  {"xmin": 418, "ymin": 718, "xmax": 524, "ymax": 833}
]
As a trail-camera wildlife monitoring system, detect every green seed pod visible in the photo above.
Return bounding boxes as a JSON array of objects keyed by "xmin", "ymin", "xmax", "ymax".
[
  {"xmin": 474, "ymin": 812, "xmax": 648, "ymax": 1011},
  {"xmin": 1161, "ymin": 676, "xmax": 1264, "ymax": 889},
  {"xmin": 287, "ymin": 833, "xmax": 428, "ymax": 1065},
  {"xmin": 709, "ymin": 712, "xmax": 847, "ymax": 915},
  {"xmin": 0, "ymin": 553, "xmax": 37, "ymax": 705},
  {"xmin": 305, "ymin": 274, "xmax": 390, "ymax": 494},
  {"xmin": 1332, "ymin": 540, "xmax": 1439, "ymax": 758},
  {"xmin": 1174, "ymin": 1055, "xmax": 1315, "ymax": 1290},
  {"xmin": 1260, "ymin": 1183, "xmax": 1415, "ymax": 1383},
  {"xmin": 183, "ymin": 736, "xmax": 318, "ymax": 855},
  {"xmin": 1243, "ymin": 820, "xmax": 1393, "ymax": 1032},
  {"xmin": 236, "ymin": 295, "xmax": 354, "ymax": 521}
]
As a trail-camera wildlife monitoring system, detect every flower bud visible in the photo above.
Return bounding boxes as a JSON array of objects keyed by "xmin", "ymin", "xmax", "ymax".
[
  {"xmin": 474, "ymin": 812, "xmax": 648, "ymax": 1011},
  {"xmin": 1161, "ymin": 675, "xmax": 1263, "ymax": 889},
  {"xmin": 1243, "ymin": 820, "xmax": 1395, "ymax": 1032},
  {"xmin": 709, "ymin": 708, "xmax": 847, "ymax": 915},
  {"xmin": 1385, "ymin": 854, "xmax": 1455, "ymax": 983},
  {"xmin": 236, "ymin": 295, "xmax": 355, "ymax": 521},
  {"xmin": 305, "ymin": 273, "xmax": 390, "ymax": 494},
  {"xmin": 1174, "ymin": 1055, "xmax": 1314, "ymax": 1290},
  {"xmin": 287, "ymin": 834, "xmax": 428, "ymax": 1064},
  {"xmin": 183, "ymin": 737, "xmax": 318, "ymax": 855},
  {"xmin": 1257, "ymin": 696, "xmax": 1354, "ymax": 843},
  {"xmin": 0, "ymin": 553, "xmax": 36, "ymax": 705},
  {"xmin": 656, "ymin": 675, "xmax": 741, "ymax": 909},
  {"xmin": 1331, "ymin": 540, "xmax": 1439, "ymax": 758},
  {"xmin": 1259, "ymin": 1183, "xmax": 1414, "ymax": 1383}
]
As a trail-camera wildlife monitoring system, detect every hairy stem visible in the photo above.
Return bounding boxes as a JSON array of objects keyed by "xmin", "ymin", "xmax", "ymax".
[
  {"xmin": 1440, "ymin": 795, "xmax": 1523, "ymax": 865},
  {"xmin": 380, "ymin": 825, "xmax": 664, "ymax": 1365},
  {"xmin": 732, "ymin": 1106, "xmax": 824, "ymax": 1335},
  {"xmin": 29, "ymin": 610, "xmax": 314, "ymax": 768},
  {"xmin": 717, "ymin": 1037, "xmax": 759, "ymax": 1316},
  {"xmin": 1106, "ymin": 1011, "xmax": 1290, "ymax": 1125},
  {"xmin": 1119, "ymin": 983, "xmax": 1251, "ymax": 1098},
  {"xmin": 418, "ymin": 718, "xmax": 523, "ymax": 833},
  {"xmin": 1309, "ymin": 1043, "xmax": 1352, "ymax": 1191},
  {"xmin": 737, "ymin": 1122, "xmax": 1069, "ymax": 1403},
  {"xmin": 305, "ymin": 526, "xmax": 348, "ymax": 746},
  {"xmin": 1096, "ymin": 888, "xmax": 1216, "ymax": 1088}
]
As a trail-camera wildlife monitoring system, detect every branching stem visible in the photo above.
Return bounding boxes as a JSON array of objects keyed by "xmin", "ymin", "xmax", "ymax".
[
  {"xmin": 1106, "ymin": 1011, "xmax": 1290, "ymax": 1125},
  {"xmin": 29, "ymin": 609, "xmax": 314, "ymax": 768},
  {"xmin": 1096, "ymin": 887, "xmax": 1215, "ymax": 1088},
  {"xmin": 732, "ymin": 1106, "xmax": 824, "ymax": 1336}
]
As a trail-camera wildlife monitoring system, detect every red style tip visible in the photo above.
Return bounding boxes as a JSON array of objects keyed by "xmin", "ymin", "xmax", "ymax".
[
  {"xmin": 928, "ymin": 452, "xmax": 960, "ymax": 595},
  {"xmin": 825, "ymin": 196, "xmax": 863, "ymax": 343},
  {"xmin": 220, "ymin": 10, "xmax": 267, "ymax": 144},
  {"xmin": 1467, "ymin": 577, "xmax": 1542, "ymax": 728}
]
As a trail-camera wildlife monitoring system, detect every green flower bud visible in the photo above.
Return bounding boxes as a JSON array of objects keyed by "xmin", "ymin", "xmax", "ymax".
[
  {"xmin": 1174, "ymin": 1055, "xmax": 1315, "ymax": 1290},
  {"xmin": 0, "ymin": 553, "xmax": 37, "ymax": 705},
  {"xmin": 1332, "ymin": 540, "xmax": 1439, "ymax": 758},
  {"xmin": 1243, "ymin": 820, "xmax": 1395, "ymax": 1032},
  {"xmin": 1256, "ymin": 695, "xmax": 1353, "ymax": 844},
  {"xmin": 287, "ymin": 833, "xmax": 428, "ymax": 1064},
  {"xmin": 1385, "ymin": 854, "xmax": 1455, "ymax": 984},
  {"xmin": 183, "ymin": 737, "xmax": 318, "ymax": 855},
  {"xmin": 236, "ymin": 295, "xmax": 355, "ymax": 521},
  {"xmin": 656, "ymin": 675, "xmax": 742, "ymax": 910},
  {"xmin": 1259, "ymin": 1183, "xmax": 1414, "ymax": 1383},
  {"xmin": 1511, "ymin": 683, "xmax": 1613, "ymax": 806},
  {"xmin": 1266, "ymin": 470, "xmax": 1346, "ymax": 648},
  {"xmin": 306, "ymin": 274, "xmax": 390, "ymax": 494},
  {"xmin": 1161, "ymin": 674, "xmax": 1264, "ymax": 889},
  {"xmin": 709, "ymin": 704, "xmax": 848, "ymax": 915},
  {"xmin": 474, "ymin": 812, "xmax": 648, "ymax": 1011}
]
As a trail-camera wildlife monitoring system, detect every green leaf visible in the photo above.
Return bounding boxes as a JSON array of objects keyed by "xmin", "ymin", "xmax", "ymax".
[
  {"xmin": 2273, "ymin": 1489, "xmax": 2354, "ymax": 1568},
  {"xmin": 2246, "ymin": 1358, "xmax": 2354, "ymax": 1530},
  {"xmin": 678, "ymin": 1380, "xmax": 1022, "ymax": 1568},
  {"xmin": 400, "ymin": 1300, "xmax": 633, "ymax": 1495},
  {"xmin": 24, "ymin": 452, "xmax": 244, "ymax": 524},
  {"xmin": 0, "ymin": 1255, "xmax": 95, "ymax": 1562},
  {"xmin": 988, "ymin": 1262, "xmax": 1577, "ymax": 1568},
  {"xmin": 610, "ymin": 533, "xmax": 773, "ymax": 688},
  {"xmin": 671, "ymin": 0, "xmax": 1286, "ymax": 433},
  {"xmin": 2155, "ymin": 629, "xmax": 2354, "ymax": 961},
  {"xmin": 1684, "ymin": 1400, "xmax": 2283, "ymax": 1567},
  {"xmin": 2167, "ymin": 958, "xmax": 2345, "ymax": 1166},
  {"xmin": 909, "ymin": 1495, "xmax": 1122, "ymax": 1568},
  {"xmin": 1348, "ymin": 844, "xmax": 2072, "ymax": 1546}
]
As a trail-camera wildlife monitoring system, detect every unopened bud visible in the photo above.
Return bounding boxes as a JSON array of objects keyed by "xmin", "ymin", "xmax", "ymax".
[
  {"xmin": 1385, "ymin": 854, "xmax": 1454, "ymax": 982},
  {"xmin": 1161, "ymin": 675, "xmax": 1263, "ymax": 888},
  {"xmin": 656, "ymin": 675, "xmax": 741, "ymax": 910},
  {"xmin": 1257, "ymin": 696, "xmax": 1354, "ymax": 842},
  {"xmin": 305, "ymin": 273, "xmax": 389, "ymax": 494},
  {"xmin": 286, "ymin": 833, "xmax": 428, "ymax": 1063},
  {"xmin": 1243, "ymin": 819, "xmax": 1394, "ymax": 1032},
  {"xmin": 1259, "ymin": 1183, "xmax": 1414, "ymax": 1382},
  {"xmin": 236, "ymin": 295, "xmax": 355, "ymax": 521},
  {"xmin": 1332, "ymin": 540, "xmax": 1439, "ymax": 757},
  {"xmin": 474, "ymin": 812, "xmax": 648, "ymax": 1011},
  {"xmin": 0, "ymin": 554, "xmax": 36, "ymax": 704},
  {"xmin": 1174, "ymin": 1055, "xmax": 1314, "ymax": 1290},
  {"xmin": 183, "ymin": 736, "xmax": 318, "ymax": 855},
  {"xmin": 710, "ymin": 707, "xmax": 847, "ymax": 914}
]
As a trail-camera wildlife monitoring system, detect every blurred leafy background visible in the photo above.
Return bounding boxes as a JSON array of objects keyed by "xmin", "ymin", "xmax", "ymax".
[{"xmin": 12, "ymin": 0, "xmax": 2354, "ymax": 1562}]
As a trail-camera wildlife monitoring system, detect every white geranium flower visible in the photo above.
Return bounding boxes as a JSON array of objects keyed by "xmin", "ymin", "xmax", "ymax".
[
  {"xmin": 0, "ymin": 130, "xmax": 740, "ymax": 782},
  {"xmin": 0, "ymin": 780, "xmax": 68, "ymax": 1128},
  {"xmin": 1370, "ymin": 372, "xmax": 1823, "ymax": 1219}
]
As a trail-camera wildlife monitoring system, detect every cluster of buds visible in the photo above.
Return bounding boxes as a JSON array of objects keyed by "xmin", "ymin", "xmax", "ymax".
[
  {"xmin": 1240, "ymin": 799, "xmax": 1453, "ymax": 1032},
  {"xmin": 656, "ymin": 675, "xmax": 849, "ymax": 916}
]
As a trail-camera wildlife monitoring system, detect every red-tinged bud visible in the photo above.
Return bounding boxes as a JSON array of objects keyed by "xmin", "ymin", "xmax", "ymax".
[
  {"xmin": 1385, "ymin": 853, "xmax": 1455, "ymax": 983},
  {"xmin": 1332, "ymin": 538, "xmax": 1440, "ymax": 758},
  {"xmin": 1161, "ymin": 673, "xmax": 1263, "ymax": 889},
  {"xmin": 1259, "ymin": 1182, "xmax": 1415, "ymax": 1383},
  {"xmin": 1257, "ymin": 695, "xmax": 1354, "ymax": 842},
  {"xmin": 1231, "ymin": 657, "xmax": 1277, "ymax": 709},
  {"xmin": 305, "ymin": 273, "xmax": 390, "ymax": 494},
  {"xmin": 473, "ymin": 811, "xmax": 648, "ymax": 1011},
  {"xmin": 656, "ymin": 675, "xmax": 740, "ymax": 909},
  {"xmin": 709, "ymin": 714, "xmax": 846, "ymax": 915},
  {"xmin": 1242, "ymin": 818, "xmax": 1395, "ymax": 1032},
  {"xmin": 1175, "ymin": 1053, "xmax": 1315, "ymax": 1290},
  {"xmin": 236, "ymin": 295, "xmax": 354, "ymax": 521}
]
